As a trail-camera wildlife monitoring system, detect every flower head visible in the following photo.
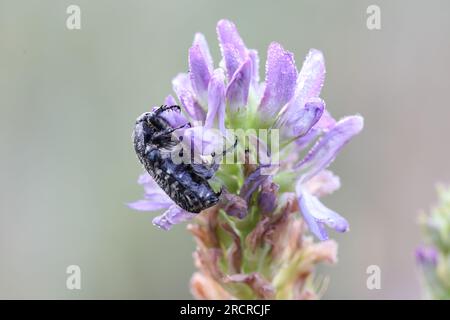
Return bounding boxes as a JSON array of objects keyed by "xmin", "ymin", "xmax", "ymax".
[
  {"xmin": 129, "ymin": 19, "xmax": 363, "ymax": 300},
  {"xmin": 417, "ymin": 185, "xmax": 450, "ymax": 299},
  {"xmin": 129, "ymin": 19, "xmax": 362, "ymax": 240},
  {"xmin": 416, "ymin": 245, "xmax": 438, "ymax": 267}
]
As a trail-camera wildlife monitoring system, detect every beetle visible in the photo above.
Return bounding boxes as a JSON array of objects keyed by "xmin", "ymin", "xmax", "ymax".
[{"xmin": 133, "ymin": 105, "xmax": 234, "ymax": 213}]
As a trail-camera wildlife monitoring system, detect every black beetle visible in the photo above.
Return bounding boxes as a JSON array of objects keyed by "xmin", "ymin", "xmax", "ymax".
[{"xmin": 133, "ymin": 105, "xmax": 233, "ymax": 213}]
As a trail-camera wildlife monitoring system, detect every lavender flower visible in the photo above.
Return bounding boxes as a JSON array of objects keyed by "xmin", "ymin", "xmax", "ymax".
[
  {"xmin": 129, "ymin": 19, "xmax": 363, "ymax": 299},
  {"xmin": 415, "ymin": 245, "xmax": 438, "ymax": 267},
  {"xmin": 417, "ymin": 186, "xmax": 450, "ymax": 299},
  {"xmin": 127, "ymin": 173, "xmax": 196, "ymax": 230}
]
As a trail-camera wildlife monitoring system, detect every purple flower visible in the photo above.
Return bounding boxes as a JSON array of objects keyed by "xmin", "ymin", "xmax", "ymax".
[
  {"xmin": 217, "ymin": 19, "xmax": 250, "ymax": 81},
  {"xmin": 416, "ymin": 245, "xmax": 438, "ymax": 267},
  {"xmin": 295, "ymin": 116, "xmax": 364, "ymax": 240},
  {"xmin": 280, "ymin": 49, "xmax": 326, "ymax": 130},
  {"xmin": 128, "ymin": 173, "xmax": 196, "ymax": 230},
  {"xmin": 258, "ymin": 178, "xmax": 279, "ymax": 215},
  {"xmin": 189, "ymin": 33, "xmax": 214, "ymax": 106},
  {"xmin": 259, "ymin": 42, "xmax": 298, "ymax": 119},
  {"xmin": 172, "ymin": 73, "xmax": 206, "ymax": 121},
  {"xmin": 205, "ymin": 69, "xmax": 226, "ymax": 134},
  {"xmin": 129, "ymin": 19, "xmax": 363, "ymax": 239},
  {"xmin": 296, "ymin": 116, "xmax": 364, "ymax": 182},
  {"xmin": 226, "ymin": 59, "xmax": 252, "ymax": 112}
]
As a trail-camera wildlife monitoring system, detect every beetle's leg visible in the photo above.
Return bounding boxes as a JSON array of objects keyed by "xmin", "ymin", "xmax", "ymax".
[
  {"xmin": 159, "ymin": 122, "xmax": 191, "ymax": 136},
  {"xmin": 150, "ymin": 122, "xmax": 191, "ymax": 148},
  {"xmin": 154, "ymin": 104, "xmax": 181, "ymax": 116}
]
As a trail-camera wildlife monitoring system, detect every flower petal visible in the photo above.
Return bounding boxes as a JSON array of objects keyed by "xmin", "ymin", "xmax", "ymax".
[
  {"xmin": 172, "ymin": 73, "xmax": 206, "ymax": 122},
  {"xmin": 172, "ymin": 72, "xmax": 192, "ymax": 93},
  {"xmin": 304, "ymin": 170, "xmax": 340, "ymax": 197},
  {"xmin": 217, "ymin": 19, "xmax": 248, "ymax": 80},
  {"xmin": 284, "ymin": 97, "xmax": 325, "ymax": 137},
  {"xmin": 127, "ymin": 199, "xmax": 170, "ymax": 211},
  {"xmin": 294, "ymin": 108, "xmax": 335, "ymax": 150},
  {"xmin": 315, "ymin": 109, "xmax": 336, "ymax": 132},
  {"xmin": 258, "ymin": 178, "xmax": 279, "ymax": 214},
  {"xmin": 128, "ymin": 173, "xmax": 174, "ymax": 211},
  {"xmin": 180, "ymin": 91, "xmax": 207, "ymax": 122},
  {"xmin": 137, "ymin": 173, "xmax": 172, "ymax": 201},
  {"xmin": 248, "ymin": 49, "xmax": 260, "ymax": 88},
  {"xmin": 296, "ymin": 184, "xmax": 349, "ymax": 240},
  {"xmin": 205, "ymin": 69, "xmax": 226, "ymax": 134},
  {"xmin": 226, "ymin": 59, "xmax": 252, "ymax": 112},
  {"xmin": 183, "ymin": 126, "xmax": 225, "ymax": 158},
  {"xmin": 239, "ymin": 165, "xmax": 271, "ymax": 202},
  {"xmin": 281, "ymin": 49, "xmax": 325, "ymax": 126},
  {"xmin": 189, "ymin": 42, "xmax": 213, "ymax": 106},
  {"xmin": 137, "ymin": 171, "xmax": 152, "ymax": 185},
  {"xmin": 164, "ymin": 94, "xmax": 177, "ymax": 106},
  {"xmin": 415, "ymin": 245, "xmax": 438, "ymax": 267},
  {"xmin": 258, "ymin": 42, "xmax": 297, "ymax": 119},
  {"xmin": 296, "ymin": 115, "xmax": 364, "ymax": 182},
  {"xmin": 193, "ymin": 33, "xmax": 214, "ymax": 71},
  {"xmin": 152, "ymin": 205, "xmax": 197, "ymax": 230},
  {"xmin": 294, "ymin": 127, "xmax": 320, "ymax": 150},
  {"xmin": 298, "ymin": 49, "xmax": 326, "ymax": 100},
  {"xmin": 221, "ymin": 191, "xmax": 248, "ymax": 219}
]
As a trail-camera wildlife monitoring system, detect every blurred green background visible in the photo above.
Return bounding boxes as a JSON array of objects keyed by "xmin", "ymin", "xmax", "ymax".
[{"xmin": 1, "ymin": 0, "xmax": 450, "ymax": 299}]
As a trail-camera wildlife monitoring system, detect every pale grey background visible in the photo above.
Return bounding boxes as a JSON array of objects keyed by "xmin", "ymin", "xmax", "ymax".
[{"xmin": 1, "ymin": 0, "xmax": 449, "ymax": 299}]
